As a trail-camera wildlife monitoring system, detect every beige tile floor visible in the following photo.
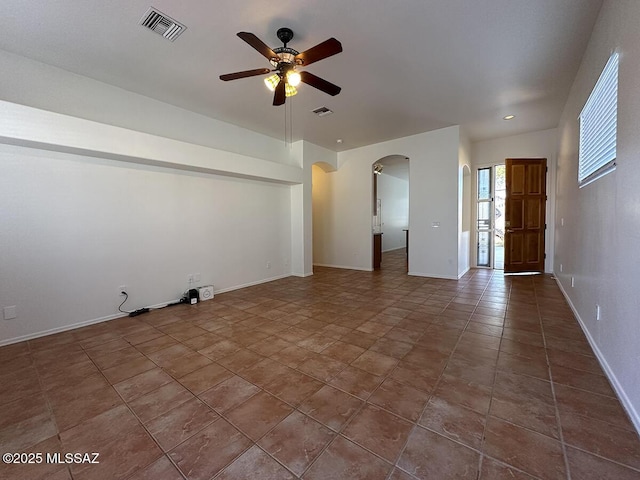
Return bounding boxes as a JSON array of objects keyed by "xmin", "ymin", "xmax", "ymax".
[{"xmin": 1, "ymin": 250, "xmax": 639, "ymax": 479}]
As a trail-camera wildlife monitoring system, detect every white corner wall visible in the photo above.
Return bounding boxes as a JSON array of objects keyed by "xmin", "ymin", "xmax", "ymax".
[
  {"xmin": 378, "ymin": 173, "xmax": 409, "ymax": 251},
  {"xmin": 0, "ymin": 144, "xmax": 292, "ymax": 344},
  {"xmin": 555, "ymin": 0, "xmax": 640, "ymax": 432},
  {"xmin": 471, "ymin": 128, "xmax": 558, "ymax": 272},
  {"xmin": 314, "ymin": 126, "xmax": 461, "ymax": 278},
  {"xmin": 291, "ymin": 142, "xmax": 338, "ymax": 277}
]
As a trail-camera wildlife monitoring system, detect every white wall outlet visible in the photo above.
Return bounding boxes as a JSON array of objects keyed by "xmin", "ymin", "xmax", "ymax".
[
  {"xmin": 3, "ymin": 306, "xmax": 17, "ymax": 320},
  {"xmin": 119, "ymin": 285, "xmax": 127, "ymax": 296},
  {"xmin": 266, "ymin": 261, "xmax": 271, "ymax": 269},
  {"xmin": 432, "ymin": 221, "xmax": 441, "ymax": 228},
  {"xmin": 187, "ymin": 274, "xmax": 194, "ymax": 284},
  {"xmin": 194, "ymin": 273, "xmax": 201, "ymax": 282},
  {"xmin": 571, "ymin": 276, "xmax": 575, "ymax": 288},
  {"xmin": 596, "ymin": 304, "xmax": 601, "ymax": 321}
]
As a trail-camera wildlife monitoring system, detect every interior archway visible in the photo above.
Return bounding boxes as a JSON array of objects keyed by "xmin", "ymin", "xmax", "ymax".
[{"xmin": 372, "ymin": 155, "xmax": 410, "ymax": 271}]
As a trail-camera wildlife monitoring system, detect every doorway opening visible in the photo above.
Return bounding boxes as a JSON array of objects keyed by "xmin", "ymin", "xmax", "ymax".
[
  {"xmin": 372, "ymin": 155, "xmax": 409, "ymax": 271},
  {"xmin": 476, "ymin": 164, "xmax": 505, "ymax": 269}
]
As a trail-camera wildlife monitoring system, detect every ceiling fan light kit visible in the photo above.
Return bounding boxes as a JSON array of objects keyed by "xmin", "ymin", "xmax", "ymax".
[{"xmin": 220, "ymin": 27, "xmax": 342, "ymax": 106}]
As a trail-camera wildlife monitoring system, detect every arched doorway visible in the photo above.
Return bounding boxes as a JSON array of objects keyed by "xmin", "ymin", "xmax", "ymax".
[{"xmin": 372, "ymin": 155, "xmax": 410, "ymax": 271}]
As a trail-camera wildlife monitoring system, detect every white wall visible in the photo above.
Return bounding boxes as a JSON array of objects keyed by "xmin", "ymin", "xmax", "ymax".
[
  {"xmin": 314, "ymin": 126, "xmax": 461, "ymax": 278},
  {"xmin": 471, "ymin": 128, "xmax": 558, "ymax": 272},
  {"xmin": 0, "ymin": 49, "xmax": 294, "ymax": 166},
  {"xmin": 554, "ymin": 0, "xmax": 640, "ymax": 432},
  {"xmin": 378, "ymin": 173, "xmax": 409, "ymax": 251},
  {"xmin": 0, "ymin": 50, "xmax": 327, "ymax": 346},
  {"xmin": 312, "ymin": 164, "xmax": 333, "ymax": 266},
  {"xmin": 0, "ymin": 144, "xmax": 292, "ymax": 344}
]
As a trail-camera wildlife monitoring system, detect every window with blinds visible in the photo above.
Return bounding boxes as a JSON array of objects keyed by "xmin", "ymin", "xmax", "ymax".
[{"xmin": 578, "ymin": 52, "xmax": 618, "ymax": 186}]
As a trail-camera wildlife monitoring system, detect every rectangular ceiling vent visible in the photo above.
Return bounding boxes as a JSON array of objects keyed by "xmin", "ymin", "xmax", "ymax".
[
  {"xmin": 312, "ymin": 106, "xmax": 333, "ymax": 117},
  {"xmin": 139, "ymin": 7, "xmax": 186, "ymax": 42}
]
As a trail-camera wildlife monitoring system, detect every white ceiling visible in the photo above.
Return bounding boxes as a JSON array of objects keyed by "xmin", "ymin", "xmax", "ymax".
[{"xmin": 1, "ymin": 0, "xmax": 602, "ymax": 152}]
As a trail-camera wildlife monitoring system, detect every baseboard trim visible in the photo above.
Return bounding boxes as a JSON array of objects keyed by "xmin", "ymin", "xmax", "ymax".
[
  {"xmin": 457, "ymin": 267, "xmax": 471, "ymax": 279},
  {"xmin": 313, "ymin": 263, "xmax": 373, "ymax": 272},
  {"xmin": 0, "ymin": 274, "xmax": 294, "ymax": 348},
  {"xmin": 213, "ymin": 273, "xmax": 291, "ymax": 294},
  {"xmin": 0, "ymin": 311, "xmax": 128, "ymax": 347},
  {"xmin": 554, "ymin": 275, "xmax": 640, "ymax": 435},
  {"xmin": 291, "ymin": 272, "xmax": 314, "ymax": 278},
  {"xmin": 407, "ymin": 271, "xmax": 459, "ymax": 280}
]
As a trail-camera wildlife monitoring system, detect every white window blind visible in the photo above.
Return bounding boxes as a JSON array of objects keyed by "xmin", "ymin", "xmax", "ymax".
[{"xmin": 578, "ymin": 52, "xmax": 618, "ymax": 185}]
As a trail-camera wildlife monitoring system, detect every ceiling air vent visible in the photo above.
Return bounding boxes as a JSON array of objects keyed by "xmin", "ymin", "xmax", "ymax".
[
  {"xmin": 139, "ymin": 7, "xmax": 186, "ymax": 42},
  {"xmin": 312, "ymin": 106, "xmax": 333, "ymax": 117}
]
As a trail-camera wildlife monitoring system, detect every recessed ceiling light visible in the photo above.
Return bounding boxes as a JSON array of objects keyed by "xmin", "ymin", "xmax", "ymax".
[
  {"xmin": 336, "ymin": 139, "xmax": 343, "ymax": 144},
  {"xmin": 503, "ymin": 115, "xmax": 516, "ymax": 120}
]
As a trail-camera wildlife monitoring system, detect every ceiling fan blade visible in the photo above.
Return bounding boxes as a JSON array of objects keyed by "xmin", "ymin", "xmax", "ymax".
[
  {"xmin": 273, "ymin": 78, "xmax": 286, "ymax": 106},
  {"xmin": 237, "ymin": 32, "xmax": 278, "ymax": 61},
  {"xmin": 295, "ymin": 38, "xmax": 342, "ymax": 66},
  {"xmin": 299, "ymin": 71, "xmax": 341, "ymax": 96},
  {"xmin": 219, "ymin": 68, "xmax": 271, "ymax": 81}
]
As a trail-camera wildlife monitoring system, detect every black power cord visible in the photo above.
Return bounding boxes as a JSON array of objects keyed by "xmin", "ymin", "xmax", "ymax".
[
  {"xmin": 118, "ymin": 291, "xmax": 131, "ymax": 314},
  {"xmin": 118, "ymin": 291, "xmax": 150, "ymax": 317}
]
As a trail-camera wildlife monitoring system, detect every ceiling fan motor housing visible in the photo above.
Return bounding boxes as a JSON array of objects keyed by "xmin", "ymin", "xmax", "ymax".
[
  {"xmin": 276, "ymin": 27, "xmax": 294, "ymax": 46},
  {"xmin": 271, "ymin": 47, "xmax": 300, "ymax": 69}
]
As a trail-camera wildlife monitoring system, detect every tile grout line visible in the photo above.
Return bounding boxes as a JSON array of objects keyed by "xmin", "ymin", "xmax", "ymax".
[
  {"xmin": 380, "ymin": 268, "xmax": 498, "ymax": 479},
  {"xmin": 285, "ymin": 276, "xmax": 467, "ymax": 480},
  {"xmin": 26, "ymin": 339, "xmax": 75, "ymax": 480},
  {"xmin": 534, "ymin": 277, "xmax": 573, "ymax": 480},
  {"xmin": 473, "ymin": 269, "xmax": 508, "ymax": 478},
  {"xmin": 84, "ymin": 334, "xmax": 189, "ymax": 480}
]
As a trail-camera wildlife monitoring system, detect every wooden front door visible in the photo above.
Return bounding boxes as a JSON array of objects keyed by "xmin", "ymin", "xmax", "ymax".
[{"xmin": 504, "ymin": 158, "xmax": 547, "ymax": 273}]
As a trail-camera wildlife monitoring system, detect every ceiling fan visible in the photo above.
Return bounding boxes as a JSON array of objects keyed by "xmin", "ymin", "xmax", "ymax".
[{"xmin": 220, "ymin": 28, "xmax": 342, "ymax": 106}]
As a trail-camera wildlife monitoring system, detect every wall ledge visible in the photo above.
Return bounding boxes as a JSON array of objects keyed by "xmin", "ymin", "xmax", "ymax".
[{"xmin": 0, "ymin": 100, "xmax": 303, "ymax": 184}]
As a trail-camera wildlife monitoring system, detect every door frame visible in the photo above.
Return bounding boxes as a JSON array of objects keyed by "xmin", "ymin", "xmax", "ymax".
[
  {"xmin": 471, "ymin": 159, "xmax": 555, "ymax": 273},
  {"xmin": 504, "ymin": 158, "xmax": 547, "ymax": 273}
]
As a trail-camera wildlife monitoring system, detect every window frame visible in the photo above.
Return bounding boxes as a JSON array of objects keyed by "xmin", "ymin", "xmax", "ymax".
[{"xmin": 578, "ymin": 52, "xmax": 618, "ymax": 187}]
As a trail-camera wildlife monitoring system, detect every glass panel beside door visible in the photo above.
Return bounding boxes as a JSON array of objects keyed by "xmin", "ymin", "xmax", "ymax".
[
  {"xmin": 476, "ymin": 167, "xmax": 493, "ymax": 267},
  {"xmin": 476, "ymin": 165, "xmax": 505, "ymax": 269}
]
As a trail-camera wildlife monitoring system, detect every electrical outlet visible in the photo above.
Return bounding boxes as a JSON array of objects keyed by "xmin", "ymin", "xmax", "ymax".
[
  {"xmin": 187, "ymin": 274, "xmax": 194, "ymax": 284},
  {"xmin": 596, "ymin": 304, "xmax": 601, "ymax": 321},
  {"xmin": 3, "ymin": 306, "xmax": 17, "ymax": 320},
  {"xmin": 194, "ymin": 273, "xmax": 201, "ymax": 282},
  {"xmin": 266, "ymin": 261, "xmax": 271, "ymax": 269},
  {"xmin": 571, "ymin": 276, "xmax": 575, "ymax": 288},
  {"xmin": 119, "ymin": 285, "xmax": 127, "ymax": 296}
]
